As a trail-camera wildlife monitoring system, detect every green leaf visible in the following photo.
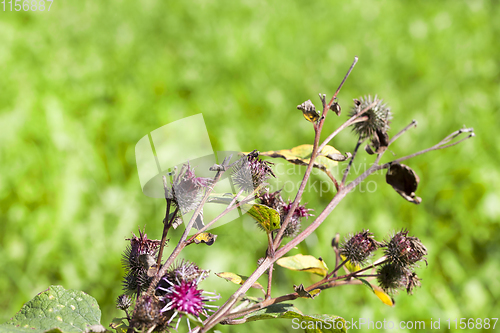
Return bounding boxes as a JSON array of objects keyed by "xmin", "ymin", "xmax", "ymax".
[
  {"xmin": 242, "ymin": 203, "xmax": 281, "ymax": 232},
  {"xmin": 276, "ymin": 254, "xmax": 329, "ymax": 277},
  {"xmin": 109, "ymin": 318, "xmax": 128, "ymax": 333},
  {"xmin": 257, "ymin": 144, "xmax": 343, "ymax": 177},
  {"xmin": 1, "ymin": 285, "xmax": 101, "ymax": 333},
  {"xmin": 215, "ymin": 272, "xmax": 265, "ymax": 291},
  {"xmin": 244, "ymin": 304, "xmax": 346, "ymax": 332}
]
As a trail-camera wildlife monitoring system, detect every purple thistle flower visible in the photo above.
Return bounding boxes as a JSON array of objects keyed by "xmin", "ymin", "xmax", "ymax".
[
  {"xmin": 281, "ymin": 199, "xmax": 313, "ymax": 238},
  {"xmin": 156, "ymin": 262, "xmax": 220, "ymax": 331},
  {"xmin": 282, "ymin": 200, "xmax": 313, "ymax": 219}
]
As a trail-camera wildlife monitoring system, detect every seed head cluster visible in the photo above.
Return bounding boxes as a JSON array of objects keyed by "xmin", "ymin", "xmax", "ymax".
[
  {"xmin": 377, "ymin": 229, "xmax": 427, "ymax": 295},
  {"xmin": 349, "ymin": 95, "xmax": 391, "ymax": 139}
]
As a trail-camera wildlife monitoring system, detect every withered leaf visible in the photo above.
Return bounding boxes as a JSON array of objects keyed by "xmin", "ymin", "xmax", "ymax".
[
  {"xmin": 366, "ymin": 129, "xmax": 389, "ymax": 155},
  {"xmin": 193, "ymin": 232, "xmax": 217, "ymax": 246},
  {"xmin": 293, "ymin": 284, "xmax": 321, "ymax": 299},
  {"xmin": 386, "ymin": 162, "xmax": 422, "ymax": 204}
]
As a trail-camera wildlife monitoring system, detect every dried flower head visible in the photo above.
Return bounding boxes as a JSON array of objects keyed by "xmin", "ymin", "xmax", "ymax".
[
  {"xmin": 280, "ymin": 200, "xmax": 313, "ymax": 238},
  {"xmin": 171, "ymin": 163, "xmax": 212, "ymax": 214},
  {"xmin": 231, "ymin": 151, "xmax": 275, "ymax": 193},
  {"xmin": 128, "ymin": 294, "xmax": 171, "ymax": 332},
  {"xmin": 405, "ymin": 272, "xmax": 422, "ymax": 295},
  {"xmin": 340, "ymin": 229, "xmax": 381, "ymax": 266},
  {"xmin": 258, "ymin": 189, "xmax": 285, "ymax": 211},
  {"xmin": 297, "ymin": 99, "xmax": 320, "ymax": 123},
  {"xmin": 377, "ymin": 263, "xmax": 408, "ymax": 295},
  {"xmin": 384, "ymin": 229, "xmax": 427, "ymax": 268},
  {"xmin": 122, "ymin": 230, "xmax": 161, "ymax": 295},
  {"xmin": 349, "ymin": 95, "xmax": 391, "ymax": 139},
  {"xmin": 116, "ymin": 294, "xmax": 132, "ymax": 311}
]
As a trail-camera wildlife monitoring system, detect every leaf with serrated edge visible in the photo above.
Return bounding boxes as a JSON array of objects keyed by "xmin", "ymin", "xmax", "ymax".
[
  {"xmin": 276, "ymin": 254, "xmax": 329, "ymax": 277},
  {"xmin": 2, "ymin": 285, "xmax": 101, "ymax": 333},
  {"xmin": 215, "ymin": 272, "xmax": 264, "ymax": 291},
  {"xmin": 242, "ymin": 204, "xmax": 281, "ymax": 232},
  {"xmin": 244, "ymin": 304, "xmax": 346, "ymax": 333}
]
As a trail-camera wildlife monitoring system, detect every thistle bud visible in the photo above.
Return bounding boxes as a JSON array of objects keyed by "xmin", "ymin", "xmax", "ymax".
[
  {"xmin": 340, "ymin": 230, "xmax": 381, "ymax": 266},
  {"xmin": 384, "ymin": 229, "xmax": 427, "ymax": 268}
]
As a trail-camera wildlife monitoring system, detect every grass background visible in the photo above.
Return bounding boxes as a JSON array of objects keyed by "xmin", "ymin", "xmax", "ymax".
[{"xmin": 1, "ymin": 0, "xmax": 499, "ymax": 332}]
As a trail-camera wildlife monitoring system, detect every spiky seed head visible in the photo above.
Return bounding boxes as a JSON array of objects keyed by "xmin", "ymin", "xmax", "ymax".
[
  {"xmin": 384, "ymin": 229, "xmax": 427, "ymax": 268},
  {"xmin": 116, "ymin": 294, "xmax": 132, "ymax": 311},
  {"xmin": 231, "ymin": 153, "xmax": 275, "ymax": 193},
  {"xmin": 340, "ymin": 229, "xmax": 381, "ymax": 266},
  {"xmin": 349, "ymin": 95, "xmax": 391, "ymax": 139},
  {"xmin": 377, "ymin": 263, "xmax": 409, "ymax": 295},
  {"xmin": 122, "ymin": 230, "xmax": 161, "ymax": 295},
  {"xmin": 171, "ymin": 163, "xmax": 212, "ymax": 214}
]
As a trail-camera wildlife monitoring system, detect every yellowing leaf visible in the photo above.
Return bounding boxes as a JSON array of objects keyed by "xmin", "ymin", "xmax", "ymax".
[
  {"xmin": 193, "ymin": 232, "xmax": 217, "ymax": 246},
  {"xmin": 340, "ymin": 255, "xmax": 361, "ymax": 273},
  {"xmin": 276, "ymin": 254, "xmax": 329, "ymax": 277},
  {"xmin": 257, "ymin": 144, "xmax": 342, "ymax": 175},
  {"xmin": 373, "ymin": 287, "xmax": 394, "ymax": 306},
  {"xmin": 242, "ymin": 203, "xmax": 281, "ymax": 232},
  {"xmin": 215, "ymin": 272, "xmax": 264, "ymax": 291},
  {"xmin": 357, "ymin": 278, "xmax": 394, "ymax": 307}
]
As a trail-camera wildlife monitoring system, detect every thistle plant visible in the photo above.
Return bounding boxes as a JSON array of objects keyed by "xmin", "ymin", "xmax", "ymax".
[
  {"xmin": 115, "ymin": 57, "xmax": 474, "ymax": 333},
  {"xmin": 4, "ymin": 57, "xmax": 474, "ymax": 333}
]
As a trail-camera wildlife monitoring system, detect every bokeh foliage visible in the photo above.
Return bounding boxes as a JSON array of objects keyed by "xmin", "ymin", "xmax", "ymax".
[{"xmin": 0, "ymin": 0, "xmax": 499, "ymax": 332}]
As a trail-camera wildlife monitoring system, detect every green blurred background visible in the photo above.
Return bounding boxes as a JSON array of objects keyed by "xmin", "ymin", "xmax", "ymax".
[{"xmin": 1, "ymin": 0, "xmax": 499, "ymax": 332}]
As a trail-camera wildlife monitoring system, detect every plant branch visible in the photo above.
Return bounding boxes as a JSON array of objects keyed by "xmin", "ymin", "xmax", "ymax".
[{"xmin": 341, "ymin": 138, "xmax": 364, "ymax": 187}]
